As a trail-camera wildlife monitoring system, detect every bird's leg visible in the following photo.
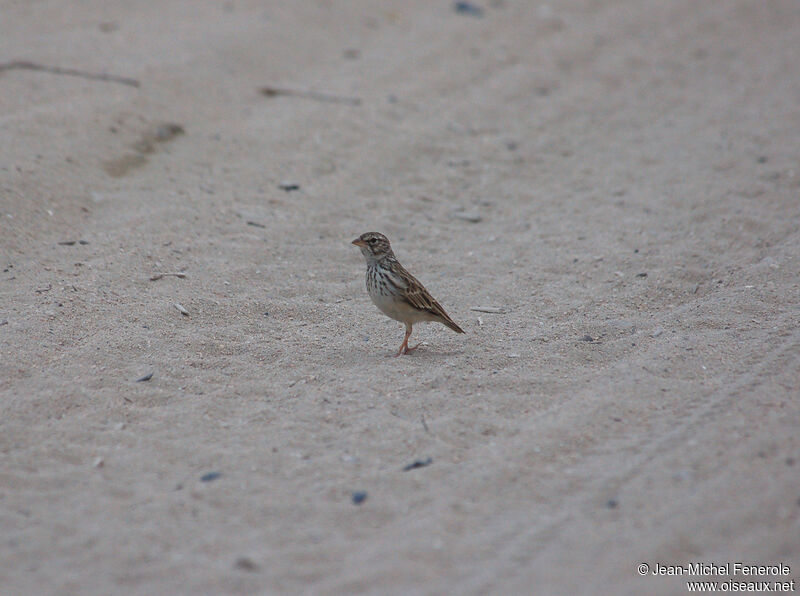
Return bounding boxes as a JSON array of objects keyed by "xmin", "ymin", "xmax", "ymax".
[
  {"xmin": 396, "ymin": 325, "xmax": 411, "ymax": 356},
  {"xmin": 396, "ymin": 323, "xmax": 419, "ymax": 356}
]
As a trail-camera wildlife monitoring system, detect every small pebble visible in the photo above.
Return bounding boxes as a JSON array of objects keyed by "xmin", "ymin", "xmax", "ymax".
[
  {"xmin": 247, "ymin": 221, "xmax": 266, "ymax": 228},
  {"xmin": 453, "ymin": 211, "xmax": 482, "ymax": 223},
  {"xmin": 154, "ymin": 123, "xmax": 185, "ymax": 142},
  {"xmin": 508, "ymin": 352, "xmax": 520, "ymax": 358},
  {"xmin": 651, "ymin": 328, "xmax": 664, "ymax": 338},
  {"xmin": 279, "ymin": 181, "xmax": 300, "ymax": 191},
  {"xmin": 234, "ymin": 557, "xmax": 259, "ymax": 572},
  {"xmin": 135, "ymin": 372, "xmax": 153, "ymax": 382},
  {"xmin": 174, "ymin": 303, "xmax": 190, "ymax": 316},
  {"xmin": 636, "ymin": 272, "xmax": 648, "ymax": 277},
  {"xmin": 201, "ymin": 471, "xmax": 222, "ymax": 483},
  {"xmin": 454, "ymin": 1, "xmax": 484, "ymax": 16},
  {"xmin": 352, "ymin": 491, "xmax": 368, "ymax": 505},
  {"xmin": 93, "ymin": 457, "xmax": 104, "ymax": 468},
  {"xmin": 403, "ymin": 457, "xmax": 433, "ymax": 471},
  {"xmin": 606, "ymin": 499, "xmax": 618, "ymax": 509}
]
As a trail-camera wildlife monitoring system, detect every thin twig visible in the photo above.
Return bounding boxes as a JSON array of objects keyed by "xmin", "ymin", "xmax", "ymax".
[
  {"xmin": 0, "ymin": 60, "xmax": 140, "ymax": 88},
  {"xmin": 260, "ymin": 86, "xmax": 361, "ymax": 106},
  {"xmin": 470, "ymin": 306, "xmax": 507, "ymax": 314},
  {"xmin": 150, "ymin": 272, "xmax": 187, "ymax": 281}
]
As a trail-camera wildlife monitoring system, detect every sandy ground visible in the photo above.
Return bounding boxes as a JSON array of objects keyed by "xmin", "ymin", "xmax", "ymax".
[{"xmin": 1, "ymin": 1, "xmax": 799, "ymax": 594}]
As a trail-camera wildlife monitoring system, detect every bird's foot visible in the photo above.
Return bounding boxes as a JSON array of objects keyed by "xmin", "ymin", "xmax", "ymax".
[{"xmin": 394, "ymin": 342, "xmax": 420, "ymax": 356}]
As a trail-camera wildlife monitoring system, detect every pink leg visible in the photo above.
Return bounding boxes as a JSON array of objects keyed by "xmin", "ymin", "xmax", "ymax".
[{"xmin": 395, "ymin": 324, "xmax": 419, "ymax": 356}]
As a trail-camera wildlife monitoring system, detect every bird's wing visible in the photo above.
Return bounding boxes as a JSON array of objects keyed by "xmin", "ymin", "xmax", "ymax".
[{"xmin": 397, "ymin": 265, "xmax": 465, "ymax": 333}]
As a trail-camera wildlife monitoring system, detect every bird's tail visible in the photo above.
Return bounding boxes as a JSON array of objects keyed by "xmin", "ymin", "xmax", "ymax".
[{"xmin": 440, "ymin": 313, "xmax": 465, "ymax": 334}]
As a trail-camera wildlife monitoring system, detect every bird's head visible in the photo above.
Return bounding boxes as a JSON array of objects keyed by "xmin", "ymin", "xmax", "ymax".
[{"xmin": 352, "ymin": 232, "xmax": 393, "ymax": 261}]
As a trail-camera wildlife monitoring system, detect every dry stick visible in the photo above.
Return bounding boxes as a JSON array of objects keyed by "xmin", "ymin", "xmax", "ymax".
[
  {"xmin": 470, "ymin": 306, "xmax": 506, "ymax": 314},
  {"xmin": 260, "ymin": 86, "xmax": 361, "ymax": 106},
  {"xmin": 150, "ymin": 272, "xmax": 187, "ymax": 281},
  {"xmin": 0, "ymin": 60, "xmax": 140, "ymax": 88}
]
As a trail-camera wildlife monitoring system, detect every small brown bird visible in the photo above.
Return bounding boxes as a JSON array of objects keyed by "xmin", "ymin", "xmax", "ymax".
[{"xmin": 352, "ymin": 232, "xmax": 464, "ymax": 355}]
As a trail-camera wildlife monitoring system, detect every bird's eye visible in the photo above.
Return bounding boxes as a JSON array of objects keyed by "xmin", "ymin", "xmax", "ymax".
[{"xmin": 368, "ymin": 238, "xmax": 376, "ymax": 244}]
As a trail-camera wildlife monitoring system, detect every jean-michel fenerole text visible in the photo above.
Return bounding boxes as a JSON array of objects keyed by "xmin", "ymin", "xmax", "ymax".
[{"xmin": 651, "ymin": 562, "xmax": 791, "ymax": 577}]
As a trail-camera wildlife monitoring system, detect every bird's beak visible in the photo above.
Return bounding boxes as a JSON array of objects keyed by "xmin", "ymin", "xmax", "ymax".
[{"xmin": 352, "ymin": 238, "xmax": 365, "ymax": 247}]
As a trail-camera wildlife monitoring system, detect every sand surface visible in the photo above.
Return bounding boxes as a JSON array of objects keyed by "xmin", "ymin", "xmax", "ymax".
[{"xmin": 1, "ymin": 1, "xmax": 799, "ymax": 594}]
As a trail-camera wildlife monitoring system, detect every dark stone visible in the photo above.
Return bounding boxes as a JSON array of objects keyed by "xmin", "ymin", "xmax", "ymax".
[
  {"xmin": 454, "ymin": 1, "xmax": 484, "ymax": 16},
  {"xmin": 403, "ymin": 457, "xmax": 433, "ymax": 471}
]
